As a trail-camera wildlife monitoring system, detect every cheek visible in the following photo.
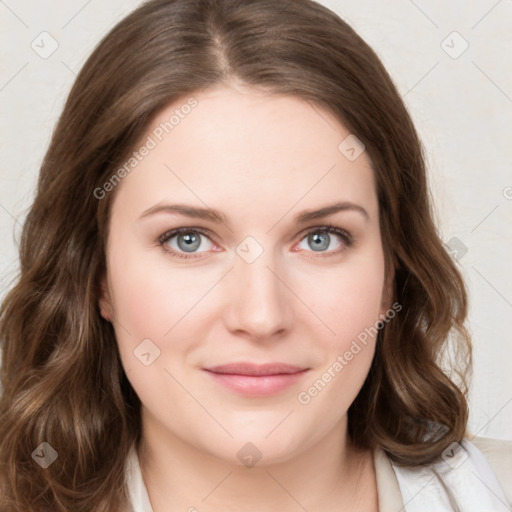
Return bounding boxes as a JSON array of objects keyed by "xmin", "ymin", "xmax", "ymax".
[
  {"xmin": 105, "ymin": 257, "xmax": 196, "ymax": 404},
  {"xmin": 299, "ymin": 250, "xmax": 386, "ymax": 347},
  {"xmin": 106, "ymin": 240, "xmax": 195, "ymax": 337},
  {"xmin": 294, "ymin": 266, "xmax": 383, "ymax": 414},
  {"xmin": 292, "ymin": 249, "xmax": 385, "ymax": 403},
  {"xmin": 105, "ymin": 243, "xmax": 224, "ymax": 381},
  {"xmin": 111, "ymin": 272, "xmax": 169, "ymax": 337}
]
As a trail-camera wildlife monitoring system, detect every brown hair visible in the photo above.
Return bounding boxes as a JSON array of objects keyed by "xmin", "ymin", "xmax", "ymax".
[{"xmin": 0, "ymin": 0, "xmax": 471, "ymax": 509}]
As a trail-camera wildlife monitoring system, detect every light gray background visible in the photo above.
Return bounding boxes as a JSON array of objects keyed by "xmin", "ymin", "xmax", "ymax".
[{"xmin": 1, "ymin": 0, "xmax": 511, "ymax": 440}]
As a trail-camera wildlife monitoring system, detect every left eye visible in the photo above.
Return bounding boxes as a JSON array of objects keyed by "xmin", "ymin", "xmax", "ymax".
[
  {"xmin": 295, "ymin": 226, "xmax": 352, "ymax": 256},
  {"xmin": 159, "ymin": 226, "xmax": 352, "ymax": 260}
]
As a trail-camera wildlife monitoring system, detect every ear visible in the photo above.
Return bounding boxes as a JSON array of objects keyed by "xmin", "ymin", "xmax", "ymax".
[{"xmin": 98, "ymin": 274, "xmax": 113, "ymax": 322}]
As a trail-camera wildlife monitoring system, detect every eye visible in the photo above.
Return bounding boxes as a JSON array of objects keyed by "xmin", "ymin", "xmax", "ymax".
[
  {"xmin": 159, "ymin": 227, "xmax": 216, "ymax": 259},
  {"xmin": 295, "ymin": 225, "xmax": 353, "ymax": 257},
  {"xmin": 158, "ymin": 225, "xmax": 354, "ymax": 260}
]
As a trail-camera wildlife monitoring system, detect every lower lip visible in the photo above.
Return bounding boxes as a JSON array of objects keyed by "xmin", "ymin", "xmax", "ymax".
[{"xmin": 204, "ymin": 370, "xmax": 309, "ymax": 396}]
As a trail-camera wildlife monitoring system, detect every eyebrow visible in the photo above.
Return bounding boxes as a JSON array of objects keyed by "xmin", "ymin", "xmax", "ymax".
[{"xmin": 138, "ymin": 201, "xmax": 369, "ymax": 224}]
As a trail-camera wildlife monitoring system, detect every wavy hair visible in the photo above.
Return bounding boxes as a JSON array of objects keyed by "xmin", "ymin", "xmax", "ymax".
[{"xmin": 0, "ymin": 0, "xmax": 472, "ymax": 509}]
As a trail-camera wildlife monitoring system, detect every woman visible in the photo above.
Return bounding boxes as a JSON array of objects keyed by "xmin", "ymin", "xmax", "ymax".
[{"xmin": 0, "ymin": 0, "xmax": 510, "ymax": 511}]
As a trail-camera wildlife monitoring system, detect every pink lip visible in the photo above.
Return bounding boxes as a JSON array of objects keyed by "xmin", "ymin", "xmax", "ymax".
[{"xmin": 203, "ymin": 362, "xmax": 309, "ymax": 396}]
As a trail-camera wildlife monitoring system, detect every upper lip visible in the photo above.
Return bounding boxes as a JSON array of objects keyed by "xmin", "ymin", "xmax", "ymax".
[{"xmin": 204, "ymin": 362, "xmax": 308, "ymax": 376}]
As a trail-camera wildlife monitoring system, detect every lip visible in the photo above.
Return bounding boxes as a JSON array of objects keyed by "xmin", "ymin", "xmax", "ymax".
[
  {"xmin": 205, "ymin": 362, "xmax": 306, "ymax": 376},
  {"xmin": 203, "ymin": 362, "xmax": 309, "ymax": 396}
]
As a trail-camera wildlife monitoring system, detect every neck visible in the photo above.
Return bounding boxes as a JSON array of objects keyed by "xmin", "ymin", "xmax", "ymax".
[{"xmin": 137, "ymin": 409, "xmax": 378, "ymax": 512}]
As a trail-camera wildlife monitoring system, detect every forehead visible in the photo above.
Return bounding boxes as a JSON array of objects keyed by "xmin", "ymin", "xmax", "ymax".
[{"xmin": 110, "ymin": 84, "xmax": 378, "ymax": 222}]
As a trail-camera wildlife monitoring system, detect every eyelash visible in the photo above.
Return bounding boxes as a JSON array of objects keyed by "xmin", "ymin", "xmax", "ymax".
[{"xmin": 158, "ymin": 225, "xmax": 354, "ymax": 260}]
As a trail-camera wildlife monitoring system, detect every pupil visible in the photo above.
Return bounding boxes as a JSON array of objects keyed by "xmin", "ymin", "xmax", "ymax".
[
  {"xmin": 179, "ymin": 232, "xmax": 200, "ymax": 252},
  {"xmin": 310, "ymin": 232, "xmax": 329, "ymax": 251}
]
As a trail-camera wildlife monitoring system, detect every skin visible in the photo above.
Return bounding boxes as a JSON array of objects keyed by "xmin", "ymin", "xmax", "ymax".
[{"xmin": 99, "ymin": 81, "xmax": 392, "ymax": 511}]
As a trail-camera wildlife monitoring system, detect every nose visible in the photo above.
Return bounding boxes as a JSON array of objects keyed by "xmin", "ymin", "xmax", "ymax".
[{"xmin": 223, "ymin": 243, "xmax": 294, "ymax": 341}]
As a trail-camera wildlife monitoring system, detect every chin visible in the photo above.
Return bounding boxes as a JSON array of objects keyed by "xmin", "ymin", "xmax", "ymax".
[{"xmin": 201, "ymin": 429, "xmax": 307, "ymax": 468}]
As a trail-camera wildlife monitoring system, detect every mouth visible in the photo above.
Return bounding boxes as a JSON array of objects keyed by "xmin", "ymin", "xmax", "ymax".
[{"xmin": 202, "ymin": 362, "xmax": 310, "ymax": 396}]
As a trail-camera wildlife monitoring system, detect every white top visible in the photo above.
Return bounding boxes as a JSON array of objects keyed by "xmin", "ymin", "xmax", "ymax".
[
  {"xmin": 391, "ymin": 439, "xmax": 510, "ymax": 511},
  {"xmin": 125, "ymin": 439, "xmax": 511, "ymax": 512},
  {"xmin": 125, "ymin": 447, "xmax": 153, "ymax": 512}
]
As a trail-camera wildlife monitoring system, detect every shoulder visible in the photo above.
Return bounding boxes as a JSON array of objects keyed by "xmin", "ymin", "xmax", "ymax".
[
  {"xmin": 387, "ymin": 436, "xmax": 512, "ymax": 511},
  {"xmin": 469, "ymin": 435, "xmax": 512, "ymax": 504}
]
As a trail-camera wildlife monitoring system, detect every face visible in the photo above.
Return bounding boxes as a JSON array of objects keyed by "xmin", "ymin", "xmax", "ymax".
[{"xmin": 99, "ymin": 83, "xmax": 393, "ymax": 465}]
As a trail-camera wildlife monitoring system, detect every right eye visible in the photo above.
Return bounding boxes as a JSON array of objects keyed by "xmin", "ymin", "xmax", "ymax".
[{"xmin": 159, "ymin": 227, "xmax": 218, "ymax": 260}]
